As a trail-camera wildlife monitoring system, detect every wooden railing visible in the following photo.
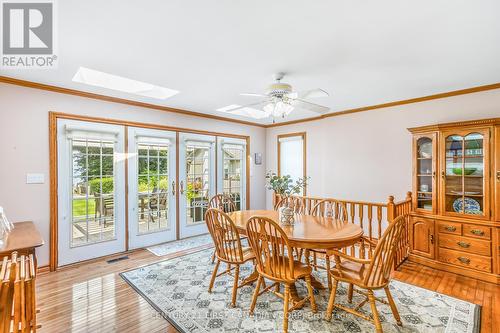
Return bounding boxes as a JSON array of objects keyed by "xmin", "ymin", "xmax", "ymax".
[{"xmin": 274, "ymin": 192, "xmax": 413, "ymax": 269}]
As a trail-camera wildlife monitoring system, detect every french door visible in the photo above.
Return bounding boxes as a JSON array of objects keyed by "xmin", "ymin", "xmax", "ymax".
[
  {"xmin": 217, "ymin": 137, "xmax": 247, "ymax": 210},
  {"xmin": 56, "ymin": 118, "xmax": 245, "ymax": 266},
  {"xmin": 178, "ymin": 133, "xmax": 216, "ymax": 238},
  {"xmin": 57, "ymin": 119, "xmax": 126, "ymax": 266},
  {"xmin": 127, "ymin": 127, "xmax": 177, "ymax": 249}
]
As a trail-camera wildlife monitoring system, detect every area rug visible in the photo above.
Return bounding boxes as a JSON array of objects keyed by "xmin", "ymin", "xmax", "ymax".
[
  {"xmin": 121, "ymin": 250, "xmax": 480, "ymax": 333},
  {"xmin": 147, "ymin": 234, "xmax": 214, "ymax": 256}
]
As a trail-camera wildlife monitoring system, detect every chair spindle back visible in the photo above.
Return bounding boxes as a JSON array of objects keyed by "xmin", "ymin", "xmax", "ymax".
[
  {"xmin": 311, "ymin": 199, "xmax": 348, "ymax": 221},
  {"xmin": 246, "ymin": 216, "xmax": 295, "ymax": 282},
  {"xmin": 274, "ymin": 196, "xmax": 304, "ymax": 214},
  {"xmin": 209, "ymin": 194, "xmax": 237, "ymax": 213},
  {"xmin": 364, "ymin": 215, "xmax": 407, "ymax": 288},
  {"xmin": 205, "ymin": 208, "xmax": 244, "ymax": 263}
]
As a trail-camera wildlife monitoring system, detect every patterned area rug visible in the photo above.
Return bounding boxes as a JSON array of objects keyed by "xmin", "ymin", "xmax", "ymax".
[
  {"xmin": 147, "ymin": 234, "xmax": 214, "ymax": 256},
  {"xmin": 121, "ymin": 250, "xmax": 480, "ymax": 333}
]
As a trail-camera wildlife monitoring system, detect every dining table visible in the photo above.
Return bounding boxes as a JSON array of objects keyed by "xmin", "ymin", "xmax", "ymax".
[{"xmin": 227, "ymin": 210, "xmax": 364, "ymax": 303}]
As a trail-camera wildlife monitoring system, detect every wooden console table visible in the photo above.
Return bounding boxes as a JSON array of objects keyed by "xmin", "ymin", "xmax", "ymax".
[{"xmin": 0, "ymin": 221, "xmax": 44, "ymax": 267}]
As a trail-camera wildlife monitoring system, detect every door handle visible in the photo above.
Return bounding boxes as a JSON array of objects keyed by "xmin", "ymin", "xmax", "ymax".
[
  {"xmin": 497, "ymin": 171, "xmax": 500, "ymax": 181},
  {"xmin": 171, "ymin": 181, "xmax": 176, "ymax": 196},
  {"xmin": 441, "ymin": 171, "xmax": 445, "ymax": 179},
  {"xmin": 430, "ymin": 234, "xmax": 434, "ymax": 244},
  {"xmin": 180, "ymin": 180, "xmax": 185, "ymax": 195}
]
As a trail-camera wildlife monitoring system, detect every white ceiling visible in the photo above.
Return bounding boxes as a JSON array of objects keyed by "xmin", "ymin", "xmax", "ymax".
[{"xmin": 2, "ymin": 0, "xmax": 500, "ymax": 125}]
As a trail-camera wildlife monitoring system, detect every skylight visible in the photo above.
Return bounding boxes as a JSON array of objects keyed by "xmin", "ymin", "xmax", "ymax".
[
  {"xmin": 72, "ymin": 67, "xmax": 179, "ymax": 100},
  {"xmin": 217, "ymin": 104, "xmax": 268, "ymax": 119}
]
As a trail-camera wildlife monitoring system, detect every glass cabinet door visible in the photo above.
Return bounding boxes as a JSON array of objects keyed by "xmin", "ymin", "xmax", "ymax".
[
  {"xmin": 414, "ymin": 134, "xmax": 437, "ymax": 213},
  {"xmin": 442, "ymin": 129, "xmax": 490, "ymax": 218}
]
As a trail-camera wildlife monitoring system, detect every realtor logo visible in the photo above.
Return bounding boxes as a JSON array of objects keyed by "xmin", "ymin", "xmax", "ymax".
[{"xmin": 1, "ymin": 0, "xmax": 57, "ymax": 68}]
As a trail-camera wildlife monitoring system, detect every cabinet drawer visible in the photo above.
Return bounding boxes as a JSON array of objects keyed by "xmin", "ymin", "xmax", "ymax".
[
  {"xmin": 438, "ymin": 248, "xmax": 492, "ymax": 273},
  {"xmin": 437, "ymin": 221, "xmax": 462, "ymax": 235},
  {"xmin": 438, "ymin": 234, "xmax": 491, "ymax": 256},
  {"xmin": 463, "ymin": 225, "xmax": 491, "ymax": 240}
]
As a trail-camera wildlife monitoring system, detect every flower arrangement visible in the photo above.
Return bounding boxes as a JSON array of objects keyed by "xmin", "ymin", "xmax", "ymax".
[{"xmin": 265, "ymin": 172, "xmax": 308, "ymax": 198}]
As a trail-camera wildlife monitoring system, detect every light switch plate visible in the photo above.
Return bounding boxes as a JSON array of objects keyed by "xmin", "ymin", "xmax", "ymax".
[{"xmin": 26, "ymin": 173, "xmax": 45, "ymax": 184}]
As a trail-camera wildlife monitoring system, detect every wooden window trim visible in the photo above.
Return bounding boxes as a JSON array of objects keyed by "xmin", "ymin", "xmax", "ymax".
[{"xmin": 49, "ymin": 112, "xmax": 251, "ymax": 271}]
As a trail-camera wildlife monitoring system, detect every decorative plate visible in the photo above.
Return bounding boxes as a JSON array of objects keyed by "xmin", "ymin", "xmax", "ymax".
[
  {"xmin": 453, "ymin": 197, "xmax": 482, "ymax": 215},
  {"xmin": 418, "ymin": 142, "xmax": 432, "ymax": 158}
]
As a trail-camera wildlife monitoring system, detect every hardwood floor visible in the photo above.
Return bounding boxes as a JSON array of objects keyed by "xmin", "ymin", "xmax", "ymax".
[{"xmin": 37, "ymin": 248, "xmax": 499, "ymax": 333}]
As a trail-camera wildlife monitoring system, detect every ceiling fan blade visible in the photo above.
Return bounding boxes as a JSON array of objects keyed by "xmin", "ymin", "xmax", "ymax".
[
  {"xmin": 292, "ymin": 99, "xmax": 330, "ymax": 114},
  {"xmin": 240, "ymin": 92, "xmax": 267, "ymax": 97},
  {"xmin": 293, "ymin": 88, "xmax": 329, "ymax": 99},
  {"xmin": 224, "ymin": 100, "xmax": 268, "ymax": 112}
]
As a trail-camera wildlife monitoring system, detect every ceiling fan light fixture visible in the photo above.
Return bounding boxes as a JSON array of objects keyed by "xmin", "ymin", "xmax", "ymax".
[{"xmin": 264, "ymin": 100, "xmax": 294, "ymax": 118}]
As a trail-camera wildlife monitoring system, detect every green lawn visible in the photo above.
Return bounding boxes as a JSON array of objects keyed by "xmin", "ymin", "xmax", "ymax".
[{"xmin": 72, "ymin": 198, "xmax": 96, "ymax": 218}]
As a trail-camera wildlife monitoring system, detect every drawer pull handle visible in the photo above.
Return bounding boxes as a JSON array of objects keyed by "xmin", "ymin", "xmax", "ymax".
[
  {"xmin": 457, "ymin": 241, "xmax": 470, "ymax": 248},
  {"xmin": 445, "ymin": 226, "xmax": 456, "ymax": 232},
  {"xmin": 457, "ymin": 257, "xmax": 470, "ymax": 265},
  {"xmin": 470, "ymin": 229, "xmax": 484, "ymax": 236}
]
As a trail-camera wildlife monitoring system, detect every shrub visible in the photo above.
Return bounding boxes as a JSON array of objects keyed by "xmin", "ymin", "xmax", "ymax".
[{"xmin": 89, "ymin": 177, "xmax": 114, "ymax": 194}]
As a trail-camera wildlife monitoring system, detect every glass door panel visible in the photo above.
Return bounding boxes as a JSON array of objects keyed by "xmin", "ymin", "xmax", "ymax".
[
  {"xmin": 58, "ymin": 119, "xmax": 126, "ymax": 266},
  {"xmin": 128, "ymin": 127, "xmax": 176, "ymax": 249},
  {"xmin": 416, "ymin": 137, "xmax": 433, "ymax": 211},
  {"xmin": 443, "ymin": 131, "xmax": 488, "ymax": 217},
  {"xmin": 179, "ymin": 133, "xmax": 215, "ymax": 238},
  {"xmin": 217, "ymin": 137, "xmax": 247, "ymax": 211},
  {"xmin": 71, "ymin": 139, "xmax": 116, "ymax": 246}
]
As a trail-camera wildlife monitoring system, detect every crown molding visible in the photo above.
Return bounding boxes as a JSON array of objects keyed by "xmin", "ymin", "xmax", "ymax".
[
  {"xmin": 2, "ymin": 75, "xmax": 499, "ymax": 129},
  {"xmin": 264, "ymin": 82, "xmax": 500, "ymax": 128},
  {"xmin": 0, "ymin": 75, "xmax": 266, "ymax": 128},
  {"xmin": 407, "ymin": 117, "xmax": 500, "ymax": 133}
]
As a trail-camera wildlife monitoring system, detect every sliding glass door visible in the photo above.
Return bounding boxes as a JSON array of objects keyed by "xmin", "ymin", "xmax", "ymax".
[
  {"xmin": 127, "ymin": 127, "xmax": 177, "ymax": 249},
  {"xmin": 57, "ymin": 119, "xmax": 126, "ymax": 266},
  {"xmin": 178, "ymin": 133, "xmax": 216, "ymax": 238}
]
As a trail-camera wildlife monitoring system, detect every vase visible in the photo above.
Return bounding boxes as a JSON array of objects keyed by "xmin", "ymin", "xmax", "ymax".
[{"xmin": 278, "ymin": 206, "xmax": 295, "ymax": 226}]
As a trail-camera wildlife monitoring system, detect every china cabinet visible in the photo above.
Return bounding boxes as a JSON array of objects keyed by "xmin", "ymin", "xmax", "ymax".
[{"xmin": 408, "ymin": 118, "xmax": 500, "ymax": 284}]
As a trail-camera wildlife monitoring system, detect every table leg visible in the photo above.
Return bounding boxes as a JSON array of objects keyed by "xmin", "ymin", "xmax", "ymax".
[
  {"xmin": 290, "ymin": 283, "xmax": 301, "ymax": 303},
  {"xmin": 310, "ymin": 275, "xmax": 325, "ymax": 290}
]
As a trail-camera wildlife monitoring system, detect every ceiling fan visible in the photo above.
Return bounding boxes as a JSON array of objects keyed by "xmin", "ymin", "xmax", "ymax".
[{"xmin": 225, "ymin": 73, "xmax": 330, "ymax": 120}]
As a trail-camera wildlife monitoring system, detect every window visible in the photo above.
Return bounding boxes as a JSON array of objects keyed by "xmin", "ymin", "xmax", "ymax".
[{"xmin": 278, "ymin": 133, "xmax": 306, "ymax": 195}]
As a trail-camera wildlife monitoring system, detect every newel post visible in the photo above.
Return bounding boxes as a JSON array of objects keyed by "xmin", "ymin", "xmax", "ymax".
[
  {"xmin": 406, "ymin": 191, "xmax": 413, "ymax": 210},
  {"xmin": 387, "ymin": 195, "xmax": 395, "ymax": 222}
]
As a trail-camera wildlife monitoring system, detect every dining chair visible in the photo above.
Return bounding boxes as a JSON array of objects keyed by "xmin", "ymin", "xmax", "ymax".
[
  {"xmin": 205, "ymin": 208, "xmax": 255, "ymax": 307},
  {"xmin": 274, "ymin": 196, "xmax": 305, "ymax": 214},
  {"xmin": 209, "ymin": 193, "xmax": 237, "ymax": 213},
  {"xmin": 325, "ymin": 214, "xmax": 407, "ymax": 333},
  {"xmin": 246, "ymin": 216, "xmax": 316, "ymax": 333},
  {"xmin": 208, "ymin": 194, "xmax": 239, "ymax": 263},
  {"xmin": 307, "ymin": 199, "xmax": 348, "ymax": 290}
]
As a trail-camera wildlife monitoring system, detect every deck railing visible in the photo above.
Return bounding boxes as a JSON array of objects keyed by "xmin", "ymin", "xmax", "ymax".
[{"xmin": 274, "ymin": 192, "xmax": 413, "ymax": 269}]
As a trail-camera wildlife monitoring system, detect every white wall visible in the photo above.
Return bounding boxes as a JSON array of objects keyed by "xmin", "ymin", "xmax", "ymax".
[
  {"xmin": 0, "ymin": 83, "xmax": 267, "ymax": 266},
  {"xmin": 266, "ymin": 89, "xmax": 500, "ymax": 208}
]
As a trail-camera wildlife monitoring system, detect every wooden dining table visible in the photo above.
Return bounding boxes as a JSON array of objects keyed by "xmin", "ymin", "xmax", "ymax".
[{"xmin": 227, "ymin": 210, "xmax": 364, "ymax": 302}]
